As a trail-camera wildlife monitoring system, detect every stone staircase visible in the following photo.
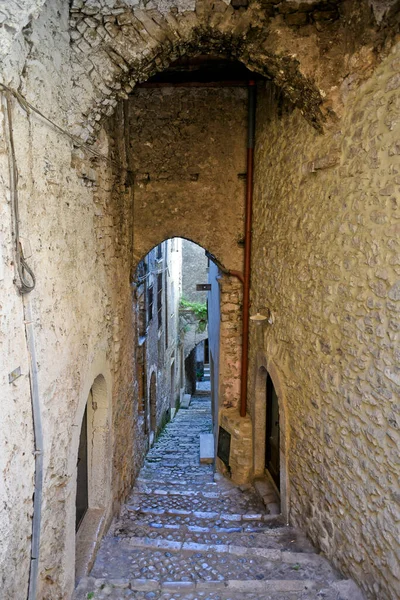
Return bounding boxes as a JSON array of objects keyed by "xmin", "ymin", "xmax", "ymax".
[{"xmin": 74, "ymin": 396, "xmax": 364, "ymax": 600}]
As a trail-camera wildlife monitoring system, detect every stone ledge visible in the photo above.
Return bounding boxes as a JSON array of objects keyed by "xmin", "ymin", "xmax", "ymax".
[
  {"xmin": 75, "ymin": 508, "xmax": 110, "ymax": 583},
  {"xmin": 218, "ymin": 406, "xmax": 253, "ymax": 484}
]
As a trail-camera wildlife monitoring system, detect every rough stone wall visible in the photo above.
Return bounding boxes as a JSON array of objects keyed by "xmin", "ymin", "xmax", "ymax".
[
  {"xmin": 219, "ymin": 275, "xmax": 243, "ymax": 411},
  {"xmin": 127, "ymin": 86, "xmax": 247, "ymax": 271},
  {"xmin": 249, "ymin": 45, "xmax": 400, "ymax": 600}
]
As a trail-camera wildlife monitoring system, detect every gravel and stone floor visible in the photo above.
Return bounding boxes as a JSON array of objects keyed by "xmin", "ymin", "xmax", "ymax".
[{"xmin": 74, "ymin": 396, "xmax": 364, "ymax": 600}]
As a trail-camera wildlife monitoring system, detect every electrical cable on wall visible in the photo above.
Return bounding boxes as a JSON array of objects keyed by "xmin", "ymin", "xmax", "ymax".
[
  {"xmin": 4, "ymin": 91, "xmax": 36, "ymax": 294},
  {"xmin": 3, "ymin": 90, "xmax": 44, "ymax": 600},
  {"xmin": 0, "ymin": 82, "xmax": 119, "ymax": 168}
]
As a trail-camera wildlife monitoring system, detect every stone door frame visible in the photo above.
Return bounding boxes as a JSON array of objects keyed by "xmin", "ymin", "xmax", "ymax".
[{"xmin": 253, "ymin": 353, "xmax": 290, "ymax": 523}]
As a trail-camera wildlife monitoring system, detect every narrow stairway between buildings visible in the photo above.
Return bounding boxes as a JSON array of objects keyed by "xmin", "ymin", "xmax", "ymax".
[{"xmin": 75, "ymin": 395, "xmax": 364, "ymax": 600}]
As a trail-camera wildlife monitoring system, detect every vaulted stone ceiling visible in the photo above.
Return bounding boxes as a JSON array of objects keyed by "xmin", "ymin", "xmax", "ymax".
[
  {"xmin": 2, "ymin": 0, "xmax": 399, "ymax": 137},
  {"xmin": 66, "ymin": 0, "xmax": 400, "ymax": 138}
]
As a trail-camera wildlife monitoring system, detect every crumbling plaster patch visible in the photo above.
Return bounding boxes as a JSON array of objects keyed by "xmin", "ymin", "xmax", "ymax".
[{"xmin": 0, "ymin": 0, "xmax": 47, "ymax": 58}]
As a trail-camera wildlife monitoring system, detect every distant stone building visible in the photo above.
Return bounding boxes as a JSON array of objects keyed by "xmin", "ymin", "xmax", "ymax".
[
  {"xmin": 134, "ymin": 239, "xmax": 183, "ymax": 446},
  {"xmin": 180, "ymin": 239, "xmax": 209, "ymax": 394}
]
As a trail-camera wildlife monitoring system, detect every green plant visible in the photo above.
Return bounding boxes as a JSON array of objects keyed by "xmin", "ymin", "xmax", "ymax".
[
  {"xmin": 87, "ymin": 593, "xmax": 94, "ymax": 599},
  {"xmin": 179, "ymin": 298, "xmax": 207, "ymax": 333}
]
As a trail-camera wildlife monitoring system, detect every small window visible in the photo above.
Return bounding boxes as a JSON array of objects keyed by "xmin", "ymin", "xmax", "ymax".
[
  {"xmin": 147, "ymin": 285, "xmax": 154, "ymax": 323},
  {"xmin": 138, "ymin": 291, "xmax": 147, "ymax": 338},
  {"xmin": 137, "ymin": 259, "xmax": 147, "ymax": 282},
  {"xmin": 156, "ymin": 243, "xmax": 163, "ymax": 260},
  {"xmin": 157, "ymin": 273, "xmax": 163, "ymax": 329}
]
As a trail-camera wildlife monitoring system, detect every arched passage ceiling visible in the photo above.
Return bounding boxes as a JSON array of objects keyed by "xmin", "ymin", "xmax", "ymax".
[{"xmin": 66, "ymin": 0, "xmax": 400, "ymax": 139}]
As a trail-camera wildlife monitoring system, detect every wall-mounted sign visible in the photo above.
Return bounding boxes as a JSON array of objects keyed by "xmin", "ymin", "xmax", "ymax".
[{"xmin": 196, "ymin": 284, "xmax": 211, "ymax": 291}]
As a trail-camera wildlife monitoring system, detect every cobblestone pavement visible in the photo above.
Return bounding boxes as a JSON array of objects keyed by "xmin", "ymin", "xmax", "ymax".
[{"xmin": 74, "ymin": 396, "xmax": 364, "ymax": 600}]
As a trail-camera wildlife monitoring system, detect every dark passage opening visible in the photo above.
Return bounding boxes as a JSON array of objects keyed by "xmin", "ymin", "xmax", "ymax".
[
  {"xmin": 266, "ymin": 374, "xmax": 280, "ymax": 490},
  {"xmin": 76, "ymin": 404, "xmax": 88, "ymax": 531}
]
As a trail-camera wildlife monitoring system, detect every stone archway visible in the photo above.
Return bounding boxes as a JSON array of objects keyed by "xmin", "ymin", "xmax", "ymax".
[{"xmin": 68, "ymin": 0, "xmax": 398, "ymax": 142}]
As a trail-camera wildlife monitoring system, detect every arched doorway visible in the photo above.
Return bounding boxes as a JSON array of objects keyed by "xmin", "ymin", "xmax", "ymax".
[
  {"xmin": 149, "ymin": 371, "xmax": 157, "ymax": 445},
  {"xmin": 265, "ymin": 374, "xmax": 280, "ymax": 490},
  {"xmin": 75, "ymin": 374, "xmax": 112, "ymax": 580},
  {"xmin": 76, "ymin": 404, "xmax": 88, "ymax": 531},
  {"xmin": 253, "ymin": 360, "xmax": 289, "ymax": 521},
  {"xmin": 170, "ymin": 360, "xmax": 176, "ymax": 410}
]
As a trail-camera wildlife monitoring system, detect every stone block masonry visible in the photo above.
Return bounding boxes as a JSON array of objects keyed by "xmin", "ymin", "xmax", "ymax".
[
  {"xmin": 127, "ymin": 86, "xmax": 247, "ymax": 271},
  {"xmin": 249, "ymin": 46, "xmax": 400, "ymax": 600}
]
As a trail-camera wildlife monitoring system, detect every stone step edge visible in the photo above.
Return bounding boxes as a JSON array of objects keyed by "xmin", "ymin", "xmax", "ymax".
[
  {"xmin": 125, "ymin": 505, "xmax": 275, "ymax": 522},
  {"xmin": 115, "ymin": 522, "xmax": 289, "ymax": 537},
  {"xmin": 131, "ymin": 487, "xmax": 227, "ymax": 499},
  {"xmin": 131, "ymin": 487, "xmax": 264, "ymax": 500},
  {"xmin": 122, "ymin": 536, "xmax": 322, "ymax": 564},
  {"xmin": 137, "ymin": 478, "xmax": 214, "ymax": 486},
  {"xmin": 76, "ymin": 577, "xmax": 316, "ymax": 594}
]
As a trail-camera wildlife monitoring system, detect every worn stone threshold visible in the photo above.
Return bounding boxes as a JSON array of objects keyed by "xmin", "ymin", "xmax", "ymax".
[{"xmin": 122, "ymin": 535, "xmax": 323, "ymax": 565}]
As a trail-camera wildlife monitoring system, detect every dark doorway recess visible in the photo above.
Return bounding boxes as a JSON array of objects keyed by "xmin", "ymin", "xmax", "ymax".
[
  {"xmin": 265, "ymin": 374, "xmax": 280, "ymax": 489},
  {"xmin": 76, "ymin": 404, "xmax": 89, "ymax": 531},
  {"xmin": 150, "ymin": 372, "xmax": 157, "ymax": 437}
]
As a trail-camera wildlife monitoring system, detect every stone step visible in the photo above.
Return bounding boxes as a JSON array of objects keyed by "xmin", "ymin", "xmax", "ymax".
[
  {"xmin": 123, "ymin": 504, "xmax": 272, "ymax": 524},
  {"xmin": 113, "ymin": 536, "xmax": 321, "ymax": 564},
  {"xmin": 74, "ymin": 394, "xmax": 366, "ymax": 600},
  {"xmin": 74, "ymin": 575, "xmax": 350, "ymax": 600},
  {"xmin": 75, "ymin": 576, "xmax": 365, "ymax": 600},
  {"xmin": 127, "ymin": 488, "xmax": 266, "ymax": 516},
  {"xmin": 117, "ymin": 512, "xmax": 286, "ymax": 538},
  {"xmin": 131, "ymin": 485, "xmax": 257, "ymax": 501},
  {"xmin": 89, "ymin": 541, "xmax": 339, "ymax": 587},
  {"xmin": 112, "ymin": 522, "xmax": 313, "ymax": 552}
]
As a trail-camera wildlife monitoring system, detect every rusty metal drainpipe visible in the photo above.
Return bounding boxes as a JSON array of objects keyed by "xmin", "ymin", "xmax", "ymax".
[{"xmin": 240, "ymin": 80, "xmax": 256, "ymax": 418}]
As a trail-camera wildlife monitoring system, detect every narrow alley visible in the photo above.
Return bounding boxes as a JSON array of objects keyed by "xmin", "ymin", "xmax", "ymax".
[{"xmin": 74, "ymin": 397, "xmax": 360, "ymax": 600}]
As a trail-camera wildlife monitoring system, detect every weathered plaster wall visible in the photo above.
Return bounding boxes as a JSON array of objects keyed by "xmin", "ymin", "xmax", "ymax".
[
  {"xmin": 127, "ymin": 86, "xmax": 247, "ymax": 270},
  {"xmin": 249, "ymin": 45, "xmax": 400, "ymax": 600},
  {"xmin": 0, "ymin": 2, "xmax": 140, "ymax": 598}
]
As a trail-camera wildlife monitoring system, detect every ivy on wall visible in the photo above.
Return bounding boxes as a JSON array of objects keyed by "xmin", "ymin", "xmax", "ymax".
[{"xmin": 179, "ymin": 298, "xmax": 207, "ymax": 333}]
